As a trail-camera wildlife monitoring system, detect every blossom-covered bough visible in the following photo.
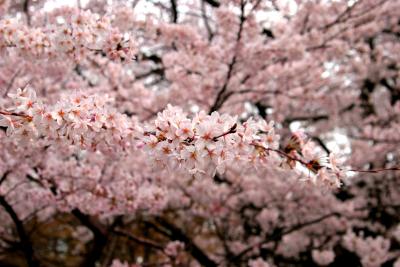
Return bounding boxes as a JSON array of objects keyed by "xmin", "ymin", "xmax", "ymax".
[
  {"xmin": 0, "ymin": 0, "xmax": 399, "ymax": 267},
  {"xmin": 0, "ymin": 86, "xmax": 347, "ymax": 187}
]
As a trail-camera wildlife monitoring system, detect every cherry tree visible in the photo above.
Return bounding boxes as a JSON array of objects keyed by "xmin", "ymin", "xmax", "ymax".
[{"xmin": 0, "ymin": 0, "xmax": 399, "ymax": 266}]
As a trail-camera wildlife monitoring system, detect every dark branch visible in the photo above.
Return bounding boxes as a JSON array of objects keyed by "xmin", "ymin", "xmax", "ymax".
[
  {"xmin": 203, "ymin": 0, "xmax": 220, "ymax": 7},
  {"xmin": 23, "ymin": 0, "xmax": 31, "ymax": 26},
  {"xmin": 209, "ymin": 0, "xmax": 246, "ymax": 113},
  {"xmin": 230, "ymin": 212, "xmax": 340, "ymax": 262},
  {"xmin": 71, "ymin": 209, "xmax": 108, "ymax": 267},
  {"xmin": 113, "ymin": 229, "xmax": 164, "ymax": 250},
  {"xmin": 312, "ymin": 136, "xmax": 331, "ymax": 154},
  {"xmin": 170, "ymin": 0, "xmax": 178, "ymax": 23},
  {"xmin": 201, "ymin": 0, "xmax": 214, "ymax": 41},
  {"xmin": 0, "ymin": 171, "xmax": 11, "ymax": 187},
  {"xmin": 154, "ymin": 218, "xmax": 218, "ymax": 267},
  {"xmin": 0, "ymin": 194, "xmax": 39, "ymax": 267}
]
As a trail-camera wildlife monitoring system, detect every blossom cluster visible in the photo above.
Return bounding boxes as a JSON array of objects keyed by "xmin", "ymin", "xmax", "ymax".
[
  {"xmin": 0, "ymin": 87, "xmax": 136, "ymax": 152},
  {"xmin": 0, "ymin": 9, "xmax": 136, "ymax": 61},
  {"xmin": 143, "ymin": 105, "xmax": 346, "ymax": 187},
  {"xmin": 343, "ymin": 231, "xmax": 391, "ymax": 267},
  {"xmin": 143, "ymin": 104, "xmax": 280, "ymax": 177},
  {"xmin": 0, "ymin": 87, "xmax": 347, "ymax": 187},
  {"xmin": 312, "ymin": 249, "xmax": 335, "ymax": 266}
]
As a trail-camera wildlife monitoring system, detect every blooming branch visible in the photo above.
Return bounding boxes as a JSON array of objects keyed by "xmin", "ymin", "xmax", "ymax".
[{"xmin": 2, "ymin": 87, "xmax": 399, "ymax": 190}]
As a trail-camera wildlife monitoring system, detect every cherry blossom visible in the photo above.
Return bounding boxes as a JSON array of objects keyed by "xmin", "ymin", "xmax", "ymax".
[{"xmin": 0, "ymin": 1, "xmax": 398, "ymax": 267}]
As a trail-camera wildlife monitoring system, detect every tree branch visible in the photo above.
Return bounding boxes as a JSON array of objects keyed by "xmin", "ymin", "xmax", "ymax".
[
  {"xmin": 0, "ymin": 194, "xmax": 39, "ymax": 267},
  {"xmin": 113, "ymin": 228, "xmax": 164, "ymax": 251},
  {"xmin": 71, "ymin": 209, "xmax": 108, "ymax": 267},
  {"xmin": 23, "ymin": 0, "xmax": 31, "ymax": 26},
  {"xmin": 209, "ymin": 0, "xmax": 246, "ymax": 113},
  {"xmin": 230, "ymin": 212, "xmax": 340, "ymax": 262},
  {"xmin": 201, "ymin": 0, "xmax": 214, "ymax": 41},
  {"xmin": 170, "ymin": 0, "xmax": 178, "ymax": 23},
  {"xmin": 154, "ymin": 218, "xmax": 218, "ymax": 267},
  {"xmin": 203, "ymin": 0, "xmax": 220, "ymax": 8}
]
